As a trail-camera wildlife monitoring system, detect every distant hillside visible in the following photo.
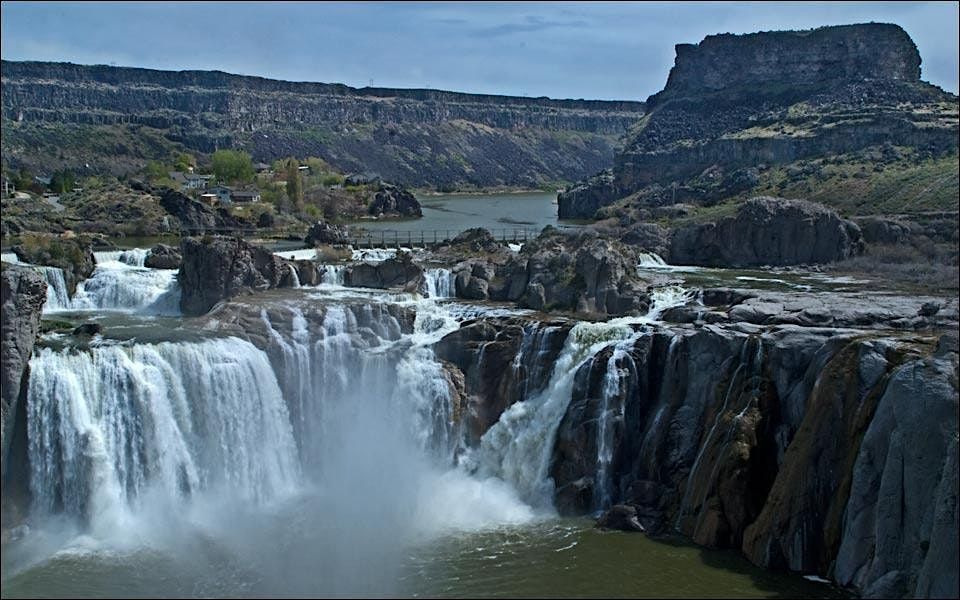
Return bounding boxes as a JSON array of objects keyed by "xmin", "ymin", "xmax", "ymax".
[
  {"xmin": 0, "ymin": 61, "xmax": 646, "ymax": 190},
  {"xmin": 559, "ymin": 23, "xmax": 959, "ymax": 219}
]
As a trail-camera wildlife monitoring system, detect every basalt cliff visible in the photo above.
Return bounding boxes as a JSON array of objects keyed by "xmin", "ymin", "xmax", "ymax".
[
  {"xmin": 559, "ymin": 23, "xmax": 959, "ymax": 220},
  {"xmin": 0, "ymin": 61, "xmax": 645, "ymax": 189}
]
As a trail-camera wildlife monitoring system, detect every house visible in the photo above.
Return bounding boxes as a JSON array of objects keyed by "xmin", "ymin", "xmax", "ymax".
[
  {"xmin": 169, "ymin": 171, "xmax": 211, "ymax": 191},
  {"xmin": 199, "ymin": 193, "xmax": 218, "ymax": 206},
  {"xmin": 208, "ymin": 185, "xmax": 232, "ymax": 204},
  {"xmin": 34, "ymin": 175, "xmax": 52, "ymax": 187},
  {"xmin": 183, "ymin": 173, "xmax": 212, "ymax": 190},
  {"xmin": 231, "ymin": 190, "xmax": 261, "ymax": 203},
  {"xmin": 254, "ymin": 162, "xmax": 272, "ymax": 173}
]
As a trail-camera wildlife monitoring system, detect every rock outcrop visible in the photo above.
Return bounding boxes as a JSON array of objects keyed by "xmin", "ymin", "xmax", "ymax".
[
  {"xmin": 0, "ymin": 265, "xmax": 46, "ymax": 481},
  {"xmin": 558, "ymin": 170, "xmax": 619, "ymax": 220},
  {"xmin": 668, "ymin": 197, "xmax": 863, "ymax": 267},
  {"xmin": 144, "ymin": 243, "xmax": 182, "ymax": 269},
  {"xmin": 560, "ymin": 23, "xmax": 958, "ymax": 218},
  {"xmin": 12, "ymin": 236, "xmax": 95, "ymax": 296},
  {"xmin": 156, "ymin": 187, "xmax": 248, "ymax": 234},
  {"xmin": 367, "ymin": 184, "xmax": 422, "ymax": 218},
  {"xmin": 304, "ymin": 220, "xmax": 350, "ymax": 246},
  {"xmin": 440, "ymin": 290, "xmax": 957, "ymax": 598},
  {"xmin": 496, "ymin": 229, "xmax": 648, "ymax": 315},
  {"xmin": 178, "ymin": 236, "xmax": 295, "ymax": 316},
  {"xmin": 596, "ymin": 505, "xmax": 646, "ymax": 532},
  {"xmin": 344, "ymin": 252, "xmax": 424, "ymax": 292}
]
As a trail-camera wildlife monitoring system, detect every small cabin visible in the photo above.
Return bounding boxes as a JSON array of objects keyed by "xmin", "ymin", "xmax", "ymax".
[{"xmin": 231, "ymin": 190, "xmax": 261, "ymax": 203}]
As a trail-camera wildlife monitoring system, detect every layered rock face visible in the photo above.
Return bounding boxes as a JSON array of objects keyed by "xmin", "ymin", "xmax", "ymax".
[
  {"xmin": 178, "ymin": 236, "xmax": 296, "ymax": 316},
  {"xmin": 0, "ymin": 265, "xmax": 46, "ymax": 481},
  {"xmin": 1, "ymin": 61, "xmax": 645, "ymax": 188},
  {"xmin": 434, "ymin": 298, "xmax": 957, "ymax": 598},
  {"xmin": 669, "ymin": 197, "xmax": 864, "ymax": 266},
  {"xmin": 560, "ymin": 23, "xmax": 958, "ymax": 218}
]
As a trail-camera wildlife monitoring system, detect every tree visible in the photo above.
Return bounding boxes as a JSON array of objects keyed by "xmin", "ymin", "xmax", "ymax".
[
  {"xmin": 285, "ymin": 158, "xmax": 304, "ymax": 213},
  {"xmin": 173, "ymin": 152, "xmax": 196, "ymax": 172},
  {"xmin": 49, "ymin": 171, "xmax": 76, "ymax": 193},
  {"xmin": 212, "ymin": 149, "xmax": 254, "ymax": 183}
]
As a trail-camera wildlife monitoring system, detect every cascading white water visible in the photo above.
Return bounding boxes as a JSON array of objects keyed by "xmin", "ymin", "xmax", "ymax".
[
  {"xmin": 469, "ymin": 318, "xmax": 645, "ymax": 508},
  {"xmin": 422, "ymin": 268, "xmax": 455, "ymax": 299},
  {"xmin": 470, "ymin": 285, "xmax": 693, "ymax": 509},
  {"xmin": 94, "ymin": 248, "xmax": 150, "ymax": 267},
  {"xmin": 20, "ymin": 248, "xmax": 180, "ymax": 314},
  {"xmin": 27, "ymin": 337, "xmax": 300, "ymax": 531},
  {"xmin": 37, "ymin": 266, "xmax": 71, "ymax": 310},
  {"xmin": 66, "ymin": 261, "xmax": 181, "ymax": 314},
  {"xmin": 593, "ymin": 338, "xmax": 637, "ymax": 510},
  {"xmin": 637, "ymin": 252, "xmax": 668, "ymax": 268},
  {"xmin": 288, "ymin": 263, "xmax": 301, "ymax": 288},
  {"xmin": 321, "ymin": 264, "xmax": 346, "ymax": 285},
  {"xmin": 1, "ymin": 251, "xmax": 20, "ymax": 263}
]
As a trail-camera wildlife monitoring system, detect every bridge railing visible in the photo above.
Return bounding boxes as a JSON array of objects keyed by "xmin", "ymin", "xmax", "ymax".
[{"xmin": 178, "ymin": 226, "xmax": 543, "ymax": 247}]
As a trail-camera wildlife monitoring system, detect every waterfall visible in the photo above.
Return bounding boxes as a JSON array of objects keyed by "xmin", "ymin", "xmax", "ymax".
[
  {"xmin": 593, "ymin": 338, "xmax": 637, "ymax": 510},
  {"xmin": 422, "ymin": 268, "xmax": 455, "ymax": 299},
  {"xmin": 288, "ymin": 263, "xmax": 301, "ymax": 288},
  {"xmin": 511, "ymin": 323, "xmax": 564, "ymax": 402},
  {"xmin": 471, "ymin": 319, "xmax": 645, "ymax": 509},
  {"xmin": 37, "ymin": 266, "xmax": 71, "ymax": 311},
  {"xmin": 1, "ymin": 251, "xmax": 20, "ymax": 263},
  {"xmin": 34, "ymin": 255, "xmax": 180, "ymax": 315},
  {"xmin": 321, "ymin": 265, "xmax": 346, "ymax": 285},
  {"xmin": 637, "ymin": 252, "xmax": 668, "ymax": 268},
  {"xmin": 27, "ymin": 338, "xmax": 300, "ymax": 529},
  {"xmin": 470, "ymin": 284, "xmax": 692, "ymax": 509},
  {"xmin": 94, "ymin": 248, "xmax": 150, "ymax": 267},
  {"xmin": 67, "ymin": 262, "xmax": 181, "ymax": 314}
]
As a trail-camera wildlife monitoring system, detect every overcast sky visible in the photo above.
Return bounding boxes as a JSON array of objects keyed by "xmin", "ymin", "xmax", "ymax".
[{"xmin": 2, "ymin": 1, "xmax": 958, "ymax": 100}]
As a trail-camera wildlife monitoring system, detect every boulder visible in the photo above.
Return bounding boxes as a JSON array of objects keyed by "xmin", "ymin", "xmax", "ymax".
[
  {"xmin": 596, "ymin": 505, "xmax": 647, "ymax": 532},
  {"xmin": 500, "ymin": 229, "xmax": 648, "ymax": 315},
  {"xmin": 0, "ymin": 265, "xmax": 46, "ymax": 480},
  {"xmin": 367, "ymin": 183, "xmax": 422, "ymax": 217},
  {"xmin": 854, "ymin": 216, "xmax": 914, "ymax": 245},
  {"xmin": 144, "ymin": 244, "xmax": 182, "ymax": 270},
  {"xmin": 178, "ymin": 236, "xmax": 296, "ymax": 316},
  {"xmin": 669, "ymin": 197, "xmax": 864, "ymax": 267},
  {"xmin": 344, "ymin": 252, "xmax": 424, "ymax": 292},
  {"xmin": 305, "ymin": 220, "xmax": 350, "ymax": 246},
  {"xmin": 72, "ymin": 323, "xmax": 103, "ymax": 336}
]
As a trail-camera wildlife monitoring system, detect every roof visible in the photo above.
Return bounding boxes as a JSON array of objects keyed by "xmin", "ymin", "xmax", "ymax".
[{"xmin": 232, "ymin": 190, "xmax": 260, "ymax": 197}]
